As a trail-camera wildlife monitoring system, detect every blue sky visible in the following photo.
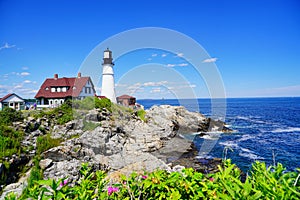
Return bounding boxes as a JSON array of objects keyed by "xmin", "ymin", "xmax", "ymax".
[{"xmin": 0, "ymin": 0, "xmax": 299, "ymax": 99}]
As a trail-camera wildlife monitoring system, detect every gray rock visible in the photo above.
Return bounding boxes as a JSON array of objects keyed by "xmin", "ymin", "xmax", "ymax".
[{"xmin": 39, "ymin": 158, "xmax": 53, "ymax": 170}]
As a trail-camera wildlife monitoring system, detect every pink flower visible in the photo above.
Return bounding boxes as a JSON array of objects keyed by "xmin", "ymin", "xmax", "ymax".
[
  {"xmin": 60, "ymin": 179, "xmax": 68, "ymax": 187},
  {"xmin": 107, "ymin": 186, "xmax": 119, "ymax": 196},
  {"xmin": 142, "ymin": 175, "xmax": 147, "ymax": 179},
  {"xmin": 209, "ymin": 177, "xmax": 215, "ymax": 182}
]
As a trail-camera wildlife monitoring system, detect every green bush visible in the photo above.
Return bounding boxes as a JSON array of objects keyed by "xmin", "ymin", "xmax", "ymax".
[
  {"xmin": 73, "ymin": 97, "xmax": 95, "ymax": 110},
  {"xmin": 36, "ymin": 134, "xmax": 63, "ymax": 155},
  {"xmin": 83, "ymin": 120, "xmax": 100, "ymax": 131},
  {"xmin": 95, "ymin": 97, "xmax": 112, "ymax": 112},
  {"xmin": 72, "ymin": 97, "xmax": 112, "ymax": 112},
  {"xmin": 34, "ymin": 101, "xmax": 74, "ymax": 125},
  {"xmin": 136, "ymin": 109, "xmax": 147, "ymax": 122},
  {"xmin": 9, "ymin": 160, "xmax": 300, "ymax": 199},
  {"xmin": 0, "ymin": 125, "xmax": 24, "ymax": 159},
  {"xmin": 0, "ymin": 107, "xmax": 23, "ymax": 126}
]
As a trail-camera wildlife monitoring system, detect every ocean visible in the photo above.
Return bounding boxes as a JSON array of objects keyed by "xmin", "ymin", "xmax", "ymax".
[{"xmin": 137, "ymin": 97, "xmax": 300, "ymax": 172}]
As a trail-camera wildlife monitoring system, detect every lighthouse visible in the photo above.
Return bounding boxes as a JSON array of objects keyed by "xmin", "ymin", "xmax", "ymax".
[{"xmin": 101, "ymin": 48, "xmax": 117, "ymax": 103}]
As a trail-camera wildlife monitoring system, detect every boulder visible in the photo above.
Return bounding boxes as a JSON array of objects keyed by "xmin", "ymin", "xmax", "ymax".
[{"xmin": 39, "ymin": 158, "xmax": 53, "ymax": 170}]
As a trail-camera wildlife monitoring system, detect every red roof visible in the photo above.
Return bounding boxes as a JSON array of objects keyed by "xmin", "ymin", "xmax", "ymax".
[
  {"xmin": 117, "ymin": 94, "xmax": 136, "ymax": 99},
  {"xmin": 35, "ymin": 76, "xmax": 94, "ymax": 98},
  {"xmin": 0, "ymin": 93, "xmax": 24, "ymax": 102},
  {"xmin": 95, "ymin": 95, "xmax": 107, "ymax": 99}
]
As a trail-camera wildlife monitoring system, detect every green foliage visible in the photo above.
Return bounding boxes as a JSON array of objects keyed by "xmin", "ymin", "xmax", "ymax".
[
  {"xmin": 82, "ymin": 120, "xmax": 100, "ymax": 131},
  {"xmin": 35, "ymin": 101, "xmax": 74, "ymax": 125},
  {"xmin": 72, "ymin": 97, "xmax": 112, "ymax": 112},
  {"xmin": 73, "ymin": 96, "xmax": 95, "ymax": 110},
  {"xmin": 95, "ymin": 97, "xmax": 112, "ymax": 112},
  {"xmin": 36, "ymin": 134, "xmax": 63, "ymax": 155},
  {"xmin": 136, "ymin": 109, "xmax": 147, "ymax": 122},
  {"xmin": 10, "ymin": 160, "xmax": 300, "ymax": 199},
  {"xmin": 0, "ymin": 107, "xmax": 23, "ymax": 126},
  {"xmin": 0, "ymin": 125, "xmax": 24, "ymax": 159}
]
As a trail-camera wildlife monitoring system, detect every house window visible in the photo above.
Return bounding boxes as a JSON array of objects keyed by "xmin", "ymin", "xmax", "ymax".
[
  {"xmin": 45, "ymin": 87, "xmax": 49, "ymax": 90},
  {"xmin": 57, "ymin": 87, "xmax": 61, "ymax": 92},
  {"xmin": 84, "ymin": 87, "xmax": 92, "ymax": 94},
  {"xmin": 60, "ymin": 99, "xmax": 64, "ymax": 104},
  {"xmin": 62, "ymin": 87, "xmax": 67, "ymax": 92},
  {"xmin": 51, "ymin": 88, "xmax": 56, "ymax": 92},
  {"xmin": 49, "ymin": 100, "xmax": 53, "ymax": 105},
  {"xmin": 9, "ymin": 102, "xmax": 13, "ymax": 107}
]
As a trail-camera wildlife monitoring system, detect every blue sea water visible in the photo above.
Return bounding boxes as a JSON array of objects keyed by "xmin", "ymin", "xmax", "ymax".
[{"xmin": 137, "ymin": 97, "xmax": 300, "ymax": 172}]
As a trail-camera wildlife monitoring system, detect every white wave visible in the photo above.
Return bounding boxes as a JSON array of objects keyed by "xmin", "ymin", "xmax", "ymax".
[
  {"xmin": 224, "ymin": 124, "xmax": 232, "ymax": 128},
  {"xmin": 236, "ymin": 116, "xmax": 251, "ymax": 120},
  {"xmin": 202, "ymin": 134, "xmax": 220, "ymax": 140},
  {"xmin": 239, "ymin": 152, "xmax": 264, "ymax": 160},
  {"xmin": 237, "ymin": 134, "xmax": 256, "ymax": 142},
  {"xmin": 219, "ymin": 141, "xmax": 239, "ymax": 148},
  {"xmin": 272, "ymin": 127, "xmax": 300, "ymax": 133},
  {"xmin": 240, "ymin": 147, "xmax": 254, "ymax": 153},
  {"xmin": 235, "ymin": 115, "xmax": 272, "ymax": 125}
]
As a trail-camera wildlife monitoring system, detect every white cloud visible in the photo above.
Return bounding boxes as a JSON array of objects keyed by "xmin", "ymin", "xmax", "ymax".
[
  {"xmin": 166, "ymin": 63, "xmax": 188, "ymax": 67},
  {"xmin": 115, "ymin": 83, "xmax": 127, "ymax": 87},
  {"xmin": 24, "ymin": 80, "xmax": 32, "ymax": 84},
  {"xmin": 22, "ymin": 66, "xmax": 29, "ymax": 70},
  {"xmin": 147, "ymin": 58, "xmax": 152, "ymax": 61},
  {"xmin": 151, "ymin": 53, "xmax": 158, "ymax": 57},
  {"xmin": 202, "ymin": 57, "xmax": 218, "ymax": 63},
  {"xmin": 176, "ymin": 53, "xmax": 184, "ymax": 57},
  {"xmin": 14, "ymin": 84, "xmax": 23, "ymax": 89},
  {"xmin": 178, "ymin": 63, "xmax": 188, "ymax": 67},
  {"xmin": 143, "ymin": 81, "xmax": 168, "ymax": 87},
  {"xmin": 167, "ymin": 64, "xmax": 176, "ymax": 67},
  {"xmin": 20, "ymin": 72, "xmax": 30, "ymax": 76},
  {"xmin": 161, "ymin": 53, "xmax": 167, "ymax": 57},
  {"xmin": 150, "ymin": 87, "xmax": 161, "ymax": 93},
  {"xmin": 0, "ymin": 42, "xmax": 16, "ymax": 50}
]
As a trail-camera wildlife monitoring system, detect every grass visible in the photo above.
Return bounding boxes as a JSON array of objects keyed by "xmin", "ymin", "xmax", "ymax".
[
  {"xmin": 36, "ymin": 134, "xmax": 63, "ymax": 155},
  {"xmin": 82, "ymin": 120, "xmax": 100, "ymax": 131}
]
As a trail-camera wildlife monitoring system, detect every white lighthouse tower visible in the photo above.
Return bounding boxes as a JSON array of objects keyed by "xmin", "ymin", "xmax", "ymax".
[{"xmin": 101, "ymin": 48, "xmax": 117, "ymax": 103}]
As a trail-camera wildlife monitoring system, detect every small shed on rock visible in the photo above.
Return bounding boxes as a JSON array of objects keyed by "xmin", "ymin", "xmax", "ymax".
[{"xmin": 117, "ymin": 94, "xmax": 136, "ymax": 106}]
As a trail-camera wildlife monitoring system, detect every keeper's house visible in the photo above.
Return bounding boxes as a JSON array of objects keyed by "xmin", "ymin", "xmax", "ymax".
[{"xmin": 35, "ymin": 73, "xmax": 95, "ymax": 108}]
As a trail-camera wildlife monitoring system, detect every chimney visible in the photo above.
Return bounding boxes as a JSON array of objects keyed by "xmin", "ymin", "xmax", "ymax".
[
  {"xmin": 54, "ymin": 74, "xmax": 58, "ymax": 79},
  {"xmin": 77, "ymin": 72, "xmax": 81, "ymax": 78}
]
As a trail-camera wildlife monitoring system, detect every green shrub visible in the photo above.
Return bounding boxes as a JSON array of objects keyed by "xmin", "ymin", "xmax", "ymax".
[
  {"xmin": 0, "ymin": 107, "xmax": 23, "ymax": 126},
  {"xmin": 0, "ymin": 125, "xmax": 24, "ymax": 159},
  {"xmin": 95, "ymin": 97, "xmax": 112, "ymax": 112},
  {"xmin": 36, "ymin": 134, "xmax": 63, "ymax": 155},
  {"xmin": 73, "ymin": 96, "xmax": 95, "ymax": 110},
  {"xmin": 136, "ymin": 109, "xmax": 147, "ymax": 122},
  {"xmin": 11, "ymin": 160, "xmax": 300, "ymax": 199},
  {"xmin": 72, "ymin": 97, "xmax": 112, "ymax": 112},
  {"xmin": 83, "ymin": 120, "xmax": 100, "ymax": 131},
  {"xmin": 35, "ymin": 101, "xmax": 74, "ymax": 125}
]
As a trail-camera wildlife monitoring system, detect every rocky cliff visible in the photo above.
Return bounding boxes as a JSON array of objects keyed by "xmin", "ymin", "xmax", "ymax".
[{"xmin": 1, "ymin": 104, "xmax": 230, "ymax": 198}]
